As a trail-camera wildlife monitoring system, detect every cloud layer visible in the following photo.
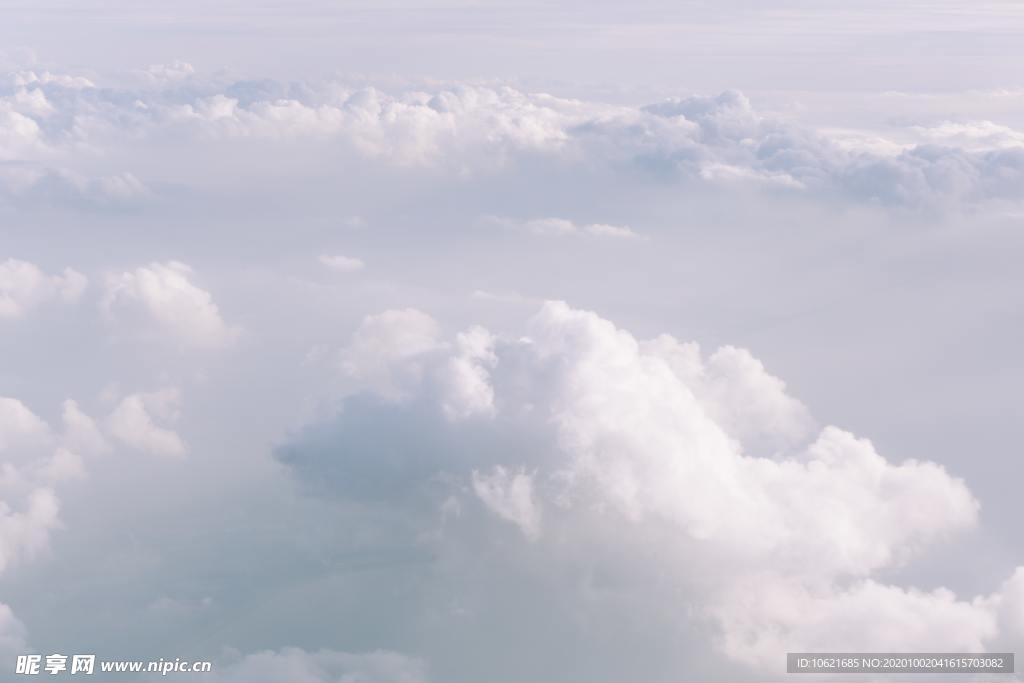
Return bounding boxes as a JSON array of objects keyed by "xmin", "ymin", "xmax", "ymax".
[{"xmin": 3, "ymin": 70, "xmax": 1024, "ymax": 210}]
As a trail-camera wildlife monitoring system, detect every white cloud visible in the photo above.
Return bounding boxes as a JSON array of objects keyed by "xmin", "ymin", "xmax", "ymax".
[
  {"xmin": 312, "ymin": 300, "xmax": 1016, "ymax": 669},
  {"xmin": 0, "ymin": 397, "xmax": 108, "ymax": 479},
  {"xmin": 38, "ymin": 447, "xmax": 85, "ymax": 482},
  {"xmin": 0, "ymin": 603, "xmax": 28, "ymax": 662},
  {"xmin": 139, "ymin": 60, "xmax": 196, "ymax": 84},
  {"xmin": 472, "ymin": 466, "xmax": 541, "ymax": 540},
  {"xmin": 13, "ymin": 70, "xmax": 95, "ymax": 90},
  {"xmin": 340, "ymin": 308, "xmax": 445, "ymax": 398},
  {"xmin": 0, "ymin": 395, "xmax": 105, "ymax": 576},
  {"xmin": 0, "ymin": 488, "xmax": 60, "ymax": 575},
  {"xmin": 489, "ymin": 216, "xmax": 641, "ymax": 239},
  {"xmin": 0, "ymin": 259, "xmax": 87, "ymax": 319},
  {"xmin": 990, "ymin": 568, "xmax": 1024, "ymax": 650},
  {"xmin": 104, "ymin": 388, "xmax": 187, "ymax": 458},
  {"xmin": 912, "ymin": 121, "xmax": 1024, "ymax": 151},
  {"xmin": 525, "ymin": 302, "xmax": 977, "ymax": 577},
  {"xmin": 318, "ymin": 253, "xmax": 365, "ymax": 272},
  {"xmin": 646, "ymin": 337, "xmax": 815, "ymax": 449},
  {"xmin": 101, "ymin": 261, "xmax": 237, "ymax": 350},
  {"xmin": 0, "ymin": 397, "xmax": 51, "ymax": 452},
  {"xmin": 7, "ymin": 87, "xmax": 54, "ymax": 118},
  {"xmin": 0, "ymin": 166, "xmax": 151, "ymax": 207},
  {"xmin": 3, "ymin": 71, "xmax": 1024, "ymax": 208},
  {"xmin": 339, "ymin": 314, "xmax": 500, "ymax": 418},
  {"xmin": 711, "ymin": 574, "xmax": 1000, "ymax": 670},
  {"xmin": 60, "ymin": 400, "xmax": 110, "ymax": 456},
  {"xmin": 0, "ymin": 110, "xmax": 43, "ymax": 161},
  {"xmin": 713, "ymin": 565, "xmax": 1024, "ymax": 670},
  {"xmin": 439, "ymin": 326, "xmax": 497, "ymax": 420}
]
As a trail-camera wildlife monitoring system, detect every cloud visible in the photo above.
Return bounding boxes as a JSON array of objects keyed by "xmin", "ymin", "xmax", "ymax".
[
  {"xmin": 714, "ymin": 566, "xmax": 1024, "ymax": 670},
  {"xmin": 0, "ymin": 259, "xmax": 87, "ymax": 319},
  {"xmin": 101, "ymin": 261, "xmax": 237, "ymax": 350},
  {"xmin": 0, "ymin": 387, "xmax": 191, "ymax": 671},
  {"xmin": 38, "ymin": 447, "xmax": 85, "ymax": 482},
  {"xmin": 318, "ymin": 301, "xmax": 979, "ymax": 576},
  {"xmin": 0, "ymin": 603, "xmax": 28, "ymax": 662},
  {"xmin": 1, "ymin": 395, "xmax": 108, "ymax": 482},
  {"xmin": 12, "ymin": 70, "xmax": 95, "ymax": 90},
  {"xmin": 438, "ymin": 326, "xmax": 497, "ymax": 420},
  {"xmin": 0, "ymin": 393, "xmax": 115, "ymax": 574},
  {"xmin": 103, "ymin": 388, "xmax": 187, "ymax": 458},
  {"xmin": 0, "ymin": 397, "xmax": 51, "ymax": 452},
  {"xmin": 525, "ymin": 302, "xmax": 976, "ymax": 576},
  {"xmin": 990, "ymin": 568, "xmax": 1024, "ymax": 651},
  {"xmin": 339, "ymin": 308, "xmax": 446, "ymax": 399},
  {"xmin": 711, "ymin": 575, "xmax": 999, "ymax": 670},
  {"xmin": 60, "ymin": 399, "xmax": 110, "ymax": 457},
  {"xmin": 912, "ymin": 121, "xmax": 1024, "ymax": 151},
  {"xmin": 0, "ymin": 488, "xmax": 60, "ymax": 575},
  {"xmin": 643, "ymin": 338, "xmax": 815, "ymax": 452},
  {"xmin": 0, "ymin": 167, "xmax": 151, "ymax": 209},
  {"xmin": 486, "ymin": 216, "xmax": 641, "ymax": 239},
  {"xmin": 472, "ymin": 466, "xmax": 541, "ymax": 540},
  {"xmin": 5, "ymin": 67, "xmax": 1024, "ymax": 209},
  {"xmin": 139, "ymin": 60, "xmax": 196, "ymax": 84},
  {"xmin": 318, "ymin": 253, "xmax": 365, "ymax": 272},
  {"xmin": 0, "ymin": 110, "xmax": 43, "ymax": 161},
  {"xmin": 280, "ymin": 300, "xmax": 1022, "ymax": 671}
]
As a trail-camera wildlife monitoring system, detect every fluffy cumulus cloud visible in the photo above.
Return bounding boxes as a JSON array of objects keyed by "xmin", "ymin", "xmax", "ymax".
[
  {"xmin": 2, "ymin": 67, "xmax": 1024, "ymax": 209},
  {"xmin": 0, "ymin": 75, "xmax": 150, "ymax": 205},
  {"xmin": 103, "ymin": 388, "xmax": 187, "ymax": 458},
  {"xmin": 644, "ymin": 338, "xmax": 815, "ymax": 450},
  {"xmin": 513, "ymin": 302, "xmax": 976, "ymax": 577},
  {"xmin": 0, "ymin": 259, "xmax": 86, "ymax": 319},
  {"xmin": 438, "ymin": 326, "xmax": 497, "ymax": 420},
  {"xmin": 0, "ymin": 397, "xmax": 51, "ymax": 452},
  {"xmin": 101, "ymin": 261, "xmax": 237, "ymax": 350},
  {"xmin": 716, "ymin": 567, "xmax": 1024, "ymax": 670},
  {"xmin": 60, "ymin": 399, "xmax": 110, "ymax": 458},
  {"xmin": 712, "ymin": 576, "xmax": 998, "ymax": 668},
  {"xmin": 0, "ymin": 385, "xmax": 191, "ymax": 673},
  {"xmin": 0, "ymin": 487, "xmax": 59, "ymax": 576},
  {"xmin": 281, "ymin": 301, "xmax": 1023, "ymax": 674},
  {"xmin": 339, "ymin": 308, "xmax": 446, "ymax": 399},
  {"xmin": 1, "ymin": 386, "xmax": 184, "ymax": 580},
  {"xmin": 0, "ymin": 397, "xmax": 75, "ymax": 576}
]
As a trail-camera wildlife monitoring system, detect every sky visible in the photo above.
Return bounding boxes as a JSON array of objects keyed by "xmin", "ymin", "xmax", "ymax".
[{"xmin": 1, "ymin": 2, "xmax": 1024, "ymax": 682}]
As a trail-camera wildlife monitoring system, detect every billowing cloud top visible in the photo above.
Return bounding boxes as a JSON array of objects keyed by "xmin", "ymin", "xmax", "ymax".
[{"xmin": 277, "ymin": 301, "xmax": 1022, "ymax": 677}]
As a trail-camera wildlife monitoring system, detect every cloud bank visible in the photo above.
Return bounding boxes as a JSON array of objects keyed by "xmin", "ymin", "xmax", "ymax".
[{"xmin": 3, "ymin": 70, "xmax": 1024, "ymax": 211}]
